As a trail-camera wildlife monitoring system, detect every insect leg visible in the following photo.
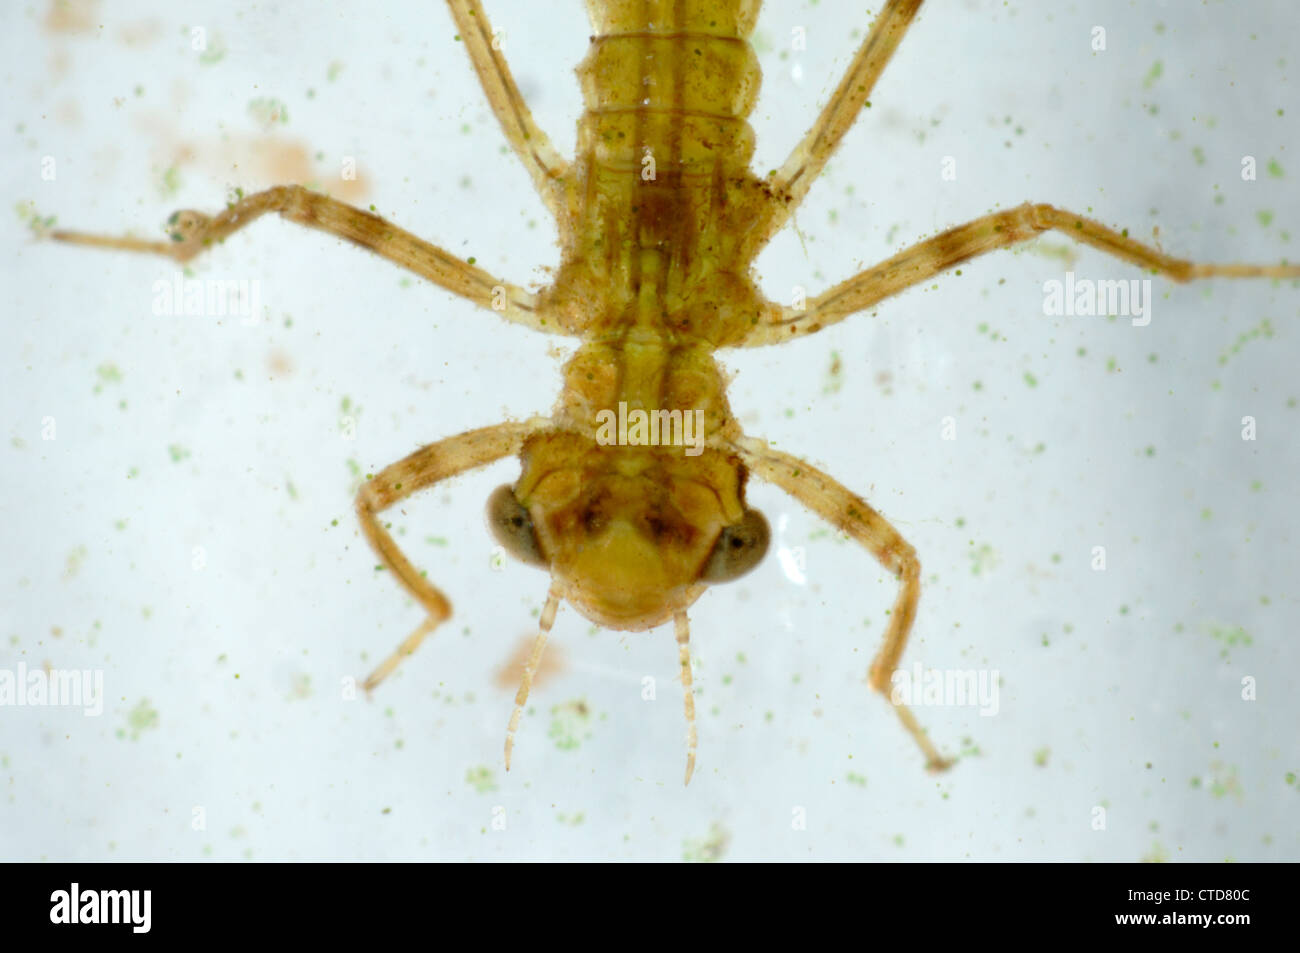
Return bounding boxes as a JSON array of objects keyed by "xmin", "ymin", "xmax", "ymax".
[
  {"xmin": 446, "ymin": 0, "xmax": 570, "ymax": 219},
  {"xmin": 740, "ymin": 201, "xmax": 1300, "ymax": 346},
  {"xmin": 358, "ymin": 419, "xmax": 546, "ymax": 692},
  {"xmin": 734, "ymin": 436, "xmax": 953, "ymax": 772},
  {"xmin": 51, "ymin": 185, "xmax": 553, "ymax": 335},
  {"xmin": 751, "ymin": 0, "xmax": 924, "ymax": 249}
]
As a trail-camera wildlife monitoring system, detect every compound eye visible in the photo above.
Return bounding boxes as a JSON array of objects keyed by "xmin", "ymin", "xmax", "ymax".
[
  {"xmin": 486, "ymin": 484, "xmax": 547, "ymax": 568},
  {"xmin": 700, "ymin": 509, "xmax": 769, "ymax": 583}
]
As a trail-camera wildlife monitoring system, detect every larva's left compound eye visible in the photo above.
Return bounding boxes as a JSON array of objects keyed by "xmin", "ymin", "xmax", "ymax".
[
  {"xmin": 487, "ymin": 484, "xmax": 548, "ymax": 568},
  {"xmin": 700, "ymin": 509, "xmax": 769, "ymax": 583}
]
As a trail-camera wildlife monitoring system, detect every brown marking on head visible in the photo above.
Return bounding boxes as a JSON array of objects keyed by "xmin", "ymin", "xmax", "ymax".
[{"xmin": 488, "ymin": 433, "xmax": 767, "ymax": 630}]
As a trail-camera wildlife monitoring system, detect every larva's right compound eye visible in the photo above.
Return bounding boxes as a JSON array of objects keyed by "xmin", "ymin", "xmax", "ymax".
[
  {"xmin": 700, "ymin": 509, "xmax": 769, "ymax": 583},
  {"xmin": 486, "ymin": 484, "xmax": 548, "ymax": 568}
]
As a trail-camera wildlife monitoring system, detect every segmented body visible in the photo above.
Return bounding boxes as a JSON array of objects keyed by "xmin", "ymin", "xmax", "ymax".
[
  {"xmin": 547, "ymin": 0, "xmax": 779, "ymax": 422},
  {"xmin": 52, "ymin": 0, "xmax": 1298, "ymax": 782},
  {"xmin": 525, "ymin": 0, "xmax": 781, "ymax": 629}
]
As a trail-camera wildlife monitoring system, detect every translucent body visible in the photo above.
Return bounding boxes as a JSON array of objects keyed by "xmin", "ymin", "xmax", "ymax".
[
  {"xmin": 529, "ymin": 0, "xmax": 781, "ymax": 628},
  {"xmin": 51, "ymin": 0, "xmax": 1299, "ymax": 782}
]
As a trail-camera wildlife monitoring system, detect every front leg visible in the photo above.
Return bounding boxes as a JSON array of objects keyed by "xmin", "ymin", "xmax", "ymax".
[
  {"xmin": 357, "ymin": 419, "xmax": 545, "ymax": 691},
  {"xmin": 734, "ymin": 436, "xmax": 953, "ymax": 771},
  {"xmin": 741, "ymin": 202, "xmax": 1300, "ymax": 347}
]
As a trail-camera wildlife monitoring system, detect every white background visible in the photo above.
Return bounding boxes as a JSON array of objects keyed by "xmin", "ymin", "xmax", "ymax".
[{"xmin": 2, "ymin": 0, "xmax": 1297, "ymax": 861}]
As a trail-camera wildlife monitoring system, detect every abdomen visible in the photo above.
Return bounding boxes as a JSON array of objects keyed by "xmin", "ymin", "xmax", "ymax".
[
  {"xmin": 544, "ymin": 0, "xmax": 774, "ymax": 343},
  {"xmin": 576, "ymin": 0, "xmax": 761, "ymax": 177}
]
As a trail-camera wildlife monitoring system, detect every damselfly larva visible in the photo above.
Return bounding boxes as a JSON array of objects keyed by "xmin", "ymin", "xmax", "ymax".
[{"xmin": 52, "ymin": 0, "xmax": 1300, "ymax": 784}]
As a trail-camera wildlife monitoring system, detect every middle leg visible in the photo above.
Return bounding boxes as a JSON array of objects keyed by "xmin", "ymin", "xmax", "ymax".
[{"xmin": 741, "ymin": 202, "xmax": 1300, "ymax": 346}]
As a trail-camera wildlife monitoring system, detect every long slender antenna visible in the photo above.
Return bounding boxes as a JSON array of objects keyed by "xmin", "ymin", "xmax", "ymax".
[
  {"xmin": 674, "ymin": 611, "xmax": 698, "ymax": 786},
  {"xmin": 504, "ymin": 589, "xmax": 560, "ymax": 772}
]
